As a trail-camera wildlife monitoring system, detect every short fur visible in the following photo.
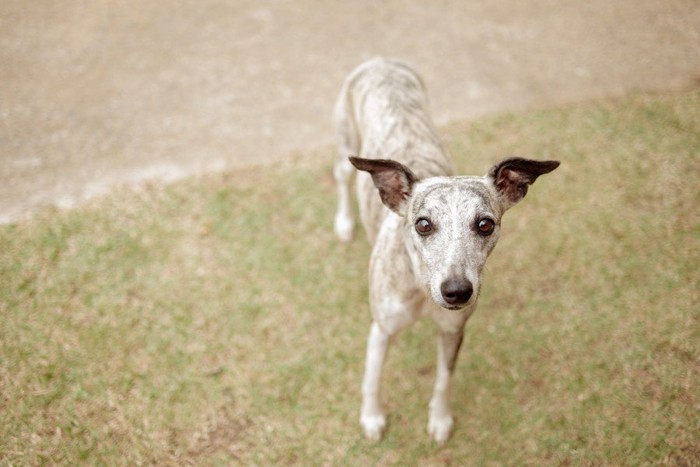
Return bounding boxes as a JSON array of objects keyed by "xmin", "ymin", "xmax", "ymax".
[{"xmin": 333, "ymin": 57, "xmax": 559, "ymax": 444}]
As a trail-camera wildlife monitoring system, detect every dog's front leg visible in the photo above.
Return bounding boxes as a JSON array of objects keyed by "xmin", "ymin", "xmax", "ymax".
[
  {"xmin": 360, "ymin": 321, "xmax": 392, "ymax": 441},
  {"xmin": 428, "ymin": 329, "xmax": 464, "ymax": 444}
]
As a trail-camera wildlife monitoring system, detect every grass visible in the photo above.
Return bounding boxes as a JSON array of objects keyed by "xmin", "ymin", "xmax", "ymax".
[{"xmin": 1, "ymin": 89, "xmax": 698, "ymax": 465}]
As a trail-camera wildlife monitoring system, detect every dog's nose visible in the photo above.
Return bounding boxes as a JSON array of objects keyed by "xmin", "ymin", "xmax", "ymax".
[{"xmin": 440, "ymin": 279, "xmax": 473, "ymax": 307}]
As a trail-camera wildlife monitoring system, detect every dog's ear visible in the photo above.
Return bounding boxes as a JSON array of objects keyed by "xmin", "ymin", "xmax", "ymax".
[
  {"xmin": 488, "ymin": 157, "xmax": 560, "ymax": 209},
  {"xmin": 349, "ymin": 156, "xmax": 417, "ymax": 215}
]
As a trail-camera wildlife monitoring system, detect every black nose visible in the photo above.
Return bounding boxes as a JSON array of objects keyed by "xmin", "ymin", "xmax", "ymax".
[{"xmin": 440, "ymin": 279, "xmax": 473, "ymax": 307}]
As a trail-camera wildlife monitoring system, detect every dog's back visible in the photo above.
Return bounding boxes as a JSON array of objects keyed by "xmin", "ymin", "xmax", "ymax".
[{"xmin": 334, "ymin": 58, "xmax": 454, "ymax": 243}]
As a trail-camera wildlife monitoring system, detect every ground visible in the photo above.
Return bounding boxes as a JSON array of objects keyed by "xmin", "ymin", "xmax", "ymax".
[
  {"xmin": 1, "ymin": 90, "xmax": 698, "ymax": 464},
  {"xmin": 1, "ymin": 0, "xmax": 699, "ymax": 222}
]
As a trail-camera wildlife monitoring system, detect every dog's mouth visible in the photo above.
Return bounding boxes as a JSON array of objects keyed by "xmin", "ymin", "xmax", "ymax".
[{"xmin": 441, "ymin": 303, "xmax": 471, "ymax": 312}]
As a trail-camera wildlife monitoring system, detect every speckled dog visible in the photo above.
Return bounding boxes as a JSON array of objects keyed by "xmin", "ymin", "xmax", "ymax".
[{"xmin": 333, "ymin": 58, "xmax": 559, "ymax": 444}]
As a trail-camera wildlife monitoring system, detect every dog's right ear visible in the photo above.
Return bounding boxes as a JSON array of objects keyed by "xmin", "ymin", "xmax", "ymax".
[
  {"xmin": 487, "ymin": 157, "xmax": 560, "ymax": 211},
  {"xmin": 349, "ymin": 156, "xmax": 417, "ymax": 215}
]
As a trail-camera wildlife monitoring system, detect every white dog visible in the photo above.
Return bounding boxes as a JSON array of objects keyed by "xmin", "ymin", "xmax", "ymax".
[{"xmin": 333, "ymin": 58, "xmax": 559, "ymax": 443}]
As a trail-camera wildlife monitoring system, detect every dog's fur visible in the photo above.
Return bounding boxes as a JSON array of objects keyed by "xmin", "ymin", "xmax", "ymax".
[{"xmin": 333, "ymin": 57, "xmax": 559, "ymax": 444}]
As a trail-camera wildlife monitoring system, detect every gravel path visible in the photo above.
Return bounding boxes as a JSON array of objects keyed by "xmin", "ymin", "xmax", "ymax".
[{"xmin": 1, "ymin": 0, "xmax": 698, "ymax": 223}]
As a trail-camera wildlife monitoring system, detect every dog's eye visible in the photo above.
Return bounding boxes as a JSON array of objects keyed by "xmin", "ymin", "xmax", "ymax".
[
  {"xmin": 477, "ymin": 218, "xmax": 495, "ymax": 236},
  {"xmin": 415, "ymin": 218, "xmax": 434, "ymax": 236}
]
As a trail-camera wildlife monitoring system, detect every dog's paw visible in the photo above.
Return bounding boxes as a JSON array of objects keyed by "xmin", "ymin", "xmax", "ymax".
[
  {"xmin": 428, "ymin": 413, "xmax": 454, "ymax": 445},
  {"xmin": 361, "ymin": 413, "xmax": 386, "ymax": 442},
  {"xmin": 334, "ymin": 214, "xmax": 354, "ymax": 242}
]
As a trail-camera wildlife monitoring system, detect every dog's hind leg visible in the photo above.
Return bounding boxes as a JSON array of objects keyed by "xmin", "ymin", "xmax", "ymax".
[
  {"xmin": 333, "ymin": 88, "xmax": 360, "ymax": 242},
  {"xmin": 334, "ymin": 154, "xmax": 356, "ymax": 242},
  {"xmin": 428, "ymin": 330, "xmax": 464, "ymax": 444}
]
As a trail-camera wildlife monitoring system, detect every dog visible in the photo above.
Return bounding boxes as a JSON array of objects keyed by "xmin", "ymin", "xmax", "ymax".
[{"xmin": 333, "ymin": 57, "xmax": 559, "ymax": 444}]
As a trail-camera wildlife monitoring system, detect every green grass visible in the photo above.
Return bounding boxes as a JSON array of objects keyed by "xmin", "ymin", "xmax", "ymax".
[{"xmin": 1, "ymin": 90, "xmax": 698, "ymax": 465}]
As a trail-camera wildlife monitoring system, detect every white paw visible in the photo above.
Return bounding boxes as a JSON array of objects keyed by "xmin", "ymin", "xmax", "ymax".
[
  {"xmin": 428, "ymin": 413, "xmax": 454, "ymax": 445},
  {"xmin": 361, "ymin": 413, "xmax": 386, "ymax": 442},
  {"xmin": 334, "ymin": 214, "xmax": 354, "ymax": 242}
]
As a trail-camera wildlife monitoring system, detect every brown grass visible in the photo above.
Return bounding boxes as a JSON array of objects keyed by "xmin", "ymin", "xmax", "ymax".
[{"xmin": 1, "ymin": 89, "xmax": 698, "ymax": 465}]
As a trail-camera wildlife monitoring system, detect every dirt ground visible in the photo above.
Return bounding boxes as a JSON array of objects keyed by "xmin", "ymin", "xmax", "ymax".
[{"xmin": 1, "ymin": 0, "xmax": 698, "ymax": 223}]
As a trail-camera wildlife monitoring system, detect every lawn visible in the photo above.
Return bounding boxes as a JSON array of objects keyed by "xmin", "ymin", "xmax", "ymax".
[{"xmin": 1, "ymin": 89, "xmax": 698, "ymax": 465}]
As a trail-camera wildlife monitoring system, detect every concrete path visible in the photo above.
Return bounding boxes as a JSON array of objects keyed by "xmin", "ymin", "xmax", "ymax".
[{"xmin": 1, "ymin": 0, "xmax": 698, "ymax": 223}]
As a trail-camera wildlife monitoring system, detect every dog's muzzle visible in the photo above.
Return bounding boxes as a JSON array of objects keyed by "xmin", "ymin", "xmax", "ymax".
[{"xmin": 440, "ymin": 278, "xmax": 473, "ymax": 309}]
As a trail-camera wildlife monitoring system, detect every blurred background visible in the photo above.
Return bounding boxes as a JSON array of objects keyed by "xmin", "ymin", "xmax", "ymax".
[
  {"xmin": 1, "ymin": 0, "xmax": 698, "ymax": 223},
  {"xmin": 2, "ymin": 2, "xmax": 699, "ymax": 464}
]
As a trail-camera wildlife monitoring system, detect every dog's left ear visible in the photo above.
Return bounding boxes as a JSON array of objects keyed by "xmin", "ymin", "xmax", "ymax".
[
  {"xmin": 350, "ymin": 156, "xmax": 417, "ymax": 215},
  {"xmin": 488, "ymin": 157, "xmax": 560, "ymax": 209}
]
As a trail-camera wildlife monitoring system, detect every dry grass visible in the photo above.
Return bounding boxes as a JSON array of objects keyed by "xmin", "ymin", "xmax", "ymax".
[{"xmin": 1, "ymin": 90, "xmax": 698, "ymax": 465}]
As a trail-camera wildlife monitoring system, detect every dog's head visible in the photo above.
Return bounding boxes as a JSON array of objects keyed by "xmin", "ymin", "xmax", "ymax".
[{"xmin": 350, "ymin": 156, "xmax": 559, "ymax": 311}]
